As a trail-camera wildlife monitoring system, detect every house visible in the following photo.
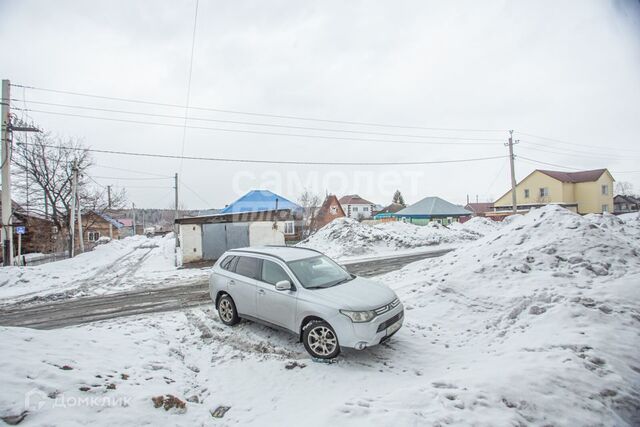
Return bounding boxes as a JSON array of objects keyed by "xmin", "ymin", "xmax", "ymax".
[
  {"xmin": 75, "ymin": 211, "xmax": 124, "ymax": 250},
  {"xmin": 492, "ymin": 169, "xmax": 615, "ymax": 217},
  {"xmin": 0, "ymin": 192, "xmax": 58, "ymax": 257},
  {"xmin": 373, "ymin": 203, "xmax": 405, "ymax": 221},
  {"xmin": 314, "ymin": 194, "xmax": 346, "ymax": 230},
  {"xmin": 464, "ymin": 202, "xmax": 494, "ymax": 217},
  {"xmin": 339, "ymin": 194, "xmax": 376, "ymax": 220},
  {"xmin": 175, "ymin": 190, "xmax": 304, "ymax": 264},
  {"xmin": 394, "ymin": 196, "xmax": 471, "ymax": 225},
  {"xmin": 614, "ymin": 195, "xmax": 639, "ymax": 215}
]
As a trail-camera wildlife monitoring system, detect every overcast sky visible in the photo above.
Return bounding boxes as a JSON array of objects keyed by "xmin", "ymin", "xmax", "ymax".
[{"xmin": 2, "ymin": 0, "xmax": 639, "ymax": 209}]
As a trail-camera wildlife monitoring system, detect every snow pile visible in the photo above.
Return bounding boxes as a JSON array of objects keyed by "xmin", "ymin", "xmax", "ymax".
[
  {"xmin": 449, "ymin": 216, "xmax": 502, "ymax": 236},
  {"xmin": 0, "ymin": 234, "xmax": 206, "ymax": 304},
  {"xmin": 298, "ymin": 217, "xmax": 479, "ymax": 259},
  {"xmin": 377, "ymin": 205, "xmax": 640, "ymax": 425}
]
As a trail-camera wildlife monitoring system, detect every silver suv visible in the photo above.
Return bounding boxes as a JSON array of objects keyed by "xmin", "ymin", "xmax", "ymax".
[{"xmin": 209, "ymin": 246, "xmax": 404, "ymax": 359}]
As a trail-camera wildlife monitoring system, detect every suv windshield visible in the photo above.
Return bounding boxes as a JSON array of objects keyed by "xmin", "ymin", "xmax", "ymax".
[{"xmin": 287, "ymin": 255, "xmax": 353, "ymax": 289}]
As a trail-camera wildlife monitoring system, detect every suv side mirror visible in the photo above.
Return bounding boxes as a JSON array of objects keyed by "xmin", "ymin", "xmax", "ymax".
[{"xmin": 275, "ymin": 280, "xmax": 292, "ymax": 291}]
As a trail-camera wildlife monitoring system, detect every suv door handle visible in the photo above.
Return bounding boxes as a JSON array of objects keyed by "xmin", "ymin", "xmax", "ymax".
[{"xmin": 257, "ymin": 289, "xmax": 266, "ymax": 295}]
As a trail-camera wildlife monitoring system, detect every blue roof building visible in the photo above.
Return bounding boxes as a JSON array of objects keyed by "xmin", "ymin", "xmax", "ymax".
[
  {"xmin": 394, "ymin": 196, "xmax": 471, "ymax": 225},
  {"xmin": 219, "ymin": 190, "xmax": 302, "ymax": 215}
]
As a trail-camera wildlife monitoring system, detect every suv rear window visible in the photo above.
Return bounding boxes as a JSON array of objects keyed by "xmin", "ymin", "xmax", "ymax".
[
  {"xmin": 219, "ymin": 255, "xmax": 237, "ymax": 271},
  {"xmin": 234, "ymin": 256, "xmax": 262, "ymax": 280}
]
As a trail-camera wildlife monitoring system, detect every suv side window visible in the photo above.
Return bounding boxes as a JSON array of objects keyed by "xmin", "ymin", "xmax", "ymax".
[
  {"xmin": 261, "ymin": 259, "xmax": 291, "ymax": 285},
  {"xmin": 219, "ymin": 255, "xmax": 237, "ymax": 272},
  {"xmin": 234, "ymin": 256, "xmax": 262, "ymax": 280}
]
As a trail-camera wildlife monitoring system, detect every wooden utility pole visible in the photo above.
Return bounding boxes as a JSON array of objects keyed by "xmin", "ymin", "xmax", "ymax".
[
  {"xmin": 77, "ymin": 192, "xmax": 84, "ymax": 254},
  {"xmin": 1, "ymin": 80, "xmax": 12, "ymax": 266},
  {"xmin": 69, "ymin": 159, "xmax": 78, "ymax": 257},
  {"xmin": 132, "ymin": 202, "xmax": 136, "ymax": 236},
  {"xmin": 107, "ymin": 185, "xmax": 113, "ymax": 238},
  {"xmin": 506, "ymin": 130, "xmax": 519, "ymax": 214},
  {"xmin": 174, "ymin": 173, "xmax": 179, "ymax": 245}
]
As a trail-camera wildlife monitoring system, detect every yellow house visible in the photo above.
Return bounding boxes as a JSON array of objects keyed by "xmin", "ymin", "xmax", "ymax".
[{"xmin": 493, "ymin": 169, "xmax": 615, "ymax": 216}]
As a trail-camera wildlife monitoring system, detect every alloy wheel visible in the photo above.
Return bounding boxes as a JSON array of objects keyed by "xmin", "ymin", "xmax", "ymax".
[
  {"xmin": 219, "ymin": 299, "xmax": 234, "ymax": 322},
  {"xmin": 307, "ymin": 326, "xmax": 337, "ymax": 356}
]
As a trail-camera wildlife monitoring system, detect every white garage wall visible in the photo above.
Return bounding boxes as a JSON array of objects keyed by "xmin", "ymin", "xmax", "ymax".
[
  {"xmin": 249, "ymin": 222, "xmax": 285, "ymax": 246},
  {"xmin": 180, "ymin": 224, "xmax": 203, "ymax": 263}
]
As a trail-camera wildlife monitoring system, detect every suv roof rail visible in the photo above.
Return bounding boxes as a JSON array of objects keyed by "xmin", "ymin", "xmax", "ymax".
[{"xmin": 264, "ymin": 244, "xmax": 324, "ymax": 255}]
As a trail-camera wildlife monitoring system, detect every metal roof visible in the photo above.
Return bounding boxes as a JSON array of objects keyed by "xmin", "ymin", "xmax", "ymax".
[
  {"xmin": 538, "ymin": 169, "xmax": 608, "ymax": 183},
  {"xmin": 220, "ymin": 190, "xmax": 302, "ymax": 215},
  {"xmin": 395, "ymin": 196, "xmax": 471, "ymax": 217}
]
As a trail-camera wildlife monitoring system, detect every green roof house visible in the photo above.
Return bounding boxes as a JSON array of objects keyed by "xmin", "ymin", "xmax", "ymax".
[{"xmin": 394, "ymin": 196, "xmax": 471, "ymax": 226}]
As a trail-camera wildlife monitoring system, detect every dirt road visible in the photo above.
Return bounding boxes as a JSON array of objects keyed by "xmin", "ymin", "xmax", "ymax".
[{"xmin": 0, "ymin": 248, "xmax": 451, "ymax": 329}]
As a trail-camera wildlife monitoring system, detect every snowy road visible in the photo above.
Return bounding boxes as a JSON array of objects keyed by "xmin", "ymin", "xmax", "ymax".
[{"xmin": 0, "ymin": 248, "xmax": 451, "ymax": 329}]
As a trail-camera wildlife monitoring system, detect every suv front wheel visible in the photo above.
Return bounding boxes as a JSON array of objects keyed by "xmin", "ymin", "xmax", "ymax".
[{"xmin": 302, "ymin": 320, "xmax": 340, "ymax": 359}]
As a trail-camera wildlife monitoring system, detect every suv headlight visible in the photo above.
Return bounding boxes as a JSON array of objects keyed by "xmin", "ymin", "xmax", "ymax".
[{"xmin": 340, "ymin": 309, "xmax": 376, "ymax": 323}]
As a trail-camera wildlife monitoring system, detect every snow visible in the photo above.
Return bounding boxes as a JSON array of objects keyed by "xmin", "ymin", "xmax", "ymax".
[
  {"xmin": 0, "ymin": 234, "xmax": 207, "ymax": 305},
  {"xmin": 0, "ymin": 206, "xmax": 638, "ymax": 425},
  {"xmin": 298, "ymin": 217, "xmax": 481, "ymax": 260}
]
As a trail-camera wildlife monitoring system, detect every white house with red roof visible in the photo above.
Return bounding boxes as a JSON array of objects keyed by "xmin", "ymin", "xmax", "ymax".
[{"xmin": 338, "ymin": 194, "xmax": 376, "ymax": 219}]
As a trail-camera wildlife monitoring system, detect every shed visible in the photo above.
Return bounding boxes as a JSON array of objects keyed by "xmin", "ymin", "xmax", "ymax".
[
  {"xmin": 394, "ymin": 196, "xmax": 471, "ymax": 225},
  {"xmin": 176, "ymin": 208, "xmax": 301, "ymax": 264}
]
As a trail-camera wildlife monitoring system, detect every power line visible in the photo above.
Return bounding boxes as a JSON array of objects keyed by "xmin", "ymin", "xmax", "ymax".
[
  {"xmin": 92, "ymin": 175, "xmax": 173, "ymax": 181},
  {"xmin": 179, "ymin": 0, "xmax": 200, "ymax": 175},
  {"xmin": 12, "ymin": 107, "xmax": 504, "ymax": 146},
  {"xmin": 93, "ymin": 164, "xmax": 173, "ymax": 177},
  {"xmin": 179, "ymin": 179, "xmax": 212, "ymax": 207},
  {"xmin": 517, "ymin": 131, "xmax": 640, "ymax": 154},
  {"xmin": 517, "ymin": 156, "xmax": 584, "ymax": 171},
  {"xmin": 10, "ymin": 83, "xmax": 506, "ymax": 133},
  {"xmin": 518, "ymin": 142, "xmax": 639, "ymax": 162},
  {"xmin": 10, "ymin": 99, "xmax": 505, "ymax": 142},
  {"xmin": 18, "ymin": 141, "xmax": 508, "ymax": 166}
]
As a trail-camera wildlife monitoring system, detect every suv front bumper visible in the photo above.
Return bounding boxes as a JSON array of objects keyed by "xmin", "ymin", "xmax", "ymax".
[{"xmin": 333, "ymin": 302, "xmax": 404, "ymax": 349}]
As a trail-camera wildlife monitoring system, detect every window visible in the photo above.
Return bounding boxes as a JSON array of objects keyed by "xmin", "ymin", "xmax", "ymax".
[
  {"xmin": 362, "ymin": 206, "xmax": 369, "ymax": 212},
  {"xmin": 352, "ymin": 206, "xmax": 359, "ymax": 212},
  {"xmin": 261, "ymin": 260, "xmax": 291, "ymax": 285},
  {"xmin": 601, "ymin": 184, "xmax": 608, "ymax": 195},
  {"xmin": 524, "ymin": 189, "xmax": 530, "ymax": 199},
  {"xmin": 219, "ymin": 255, "xmax": 237, "ymax": 272},
  {"xmin": 283, "ymin": 221, "xmax": 295, "ymax": 235},
  {"xmin": 88, "ymin": 231, "xmax": 100, "ymax": 242},
  {"xmin": 539, "ymin": 187, "xmax": 549, "ymax": 197},
  {"xmin": 330, "ymin": 206, "xmax": 337, "ymax": 214},
  {"xmin": 287, "ymin": 255, "xmax": 352, "ymax": 289},
  {"xmin": 235, "ymin": 256, "xmax": 262, "ymax": 280},
  {"xmin": 602, "ymin": 204, "xmax": 609, "ymax": 213}
]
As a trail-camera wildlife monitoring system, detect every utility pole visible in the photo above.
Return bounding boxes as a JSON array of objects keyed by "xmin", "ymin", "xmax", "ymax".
[
  {"xmin": 69, "ymin": 159, "xmax": 78, "ymax": 257},
  {"xmin": 77, "ymin": 190, "xmax": 84, "ymax": 254},
  {"xmin": 107, "ymin": 185, "xmax": 113, "ymax": 239},
  {"xmin": 132, "ymin": 202, "xmax": 136, "ymax": 236},
  {"xmin": 1, "ymin": 80, "xmax": 11, "ymax": 266},
  {"xmin": 174, "ymin": 173, "xmax": 179, "ymax": 245},
  {"xmin": 506, "ymin": 130, "xmax": 519, "ymax": 214}
]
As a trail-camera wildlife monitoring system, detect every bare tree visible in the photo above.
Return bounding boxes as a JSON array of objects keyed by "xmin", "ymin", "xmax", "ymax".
[
  {"xmin": 12, "ymin": 132, "xmax": 126, "ymax": 252},
  {"xmin": 615, "ymin": 181, "xmax": 635, "ymax": 196},
  {"xmin": 298, "ymin": 190, "xmax": 321, "ymax": 237}
]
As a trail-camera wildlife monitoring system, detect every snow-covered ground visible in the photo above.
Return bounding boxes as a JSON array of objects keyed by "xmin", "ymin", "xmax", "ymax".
[
  {"xmin": 1, "ymin": 206, "xmax": 638, "ymax": 425},
  {"xmin": 298, "ymin": 217, "xmax": 483, "ymax": 260},
  {"xmin": 0, "ymin": 234, "xmax": 207, "ymax": 305}
]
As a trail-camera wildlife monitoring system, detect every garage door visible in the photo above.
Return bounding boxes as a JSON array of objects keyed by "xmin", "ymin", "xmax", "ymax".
[{"xmin": 202, "ymin": 223, "xmax": 250, "ymax": 260}]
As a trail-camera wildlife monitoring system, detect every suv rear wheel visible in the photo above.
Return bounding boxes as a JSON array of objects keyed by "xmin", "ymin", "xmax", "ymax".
[
  {"xmin": 217, "ymin": 294, "xmax": 240, "ymax": 326},
  {"xmin": 302, "ymin": 320, "xmax": 340, "ymax": 359}
]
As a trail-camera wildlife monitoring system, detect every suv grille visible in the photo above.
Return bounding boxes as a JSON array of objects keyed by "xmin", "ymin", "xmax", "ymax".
[
  {"xmin": 373, "ymin": 298, "xmax": 400, "ymax": 316},
  {"xmin": 377, "ymin": 311, "xmax": 403, "ymax": 333}
]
